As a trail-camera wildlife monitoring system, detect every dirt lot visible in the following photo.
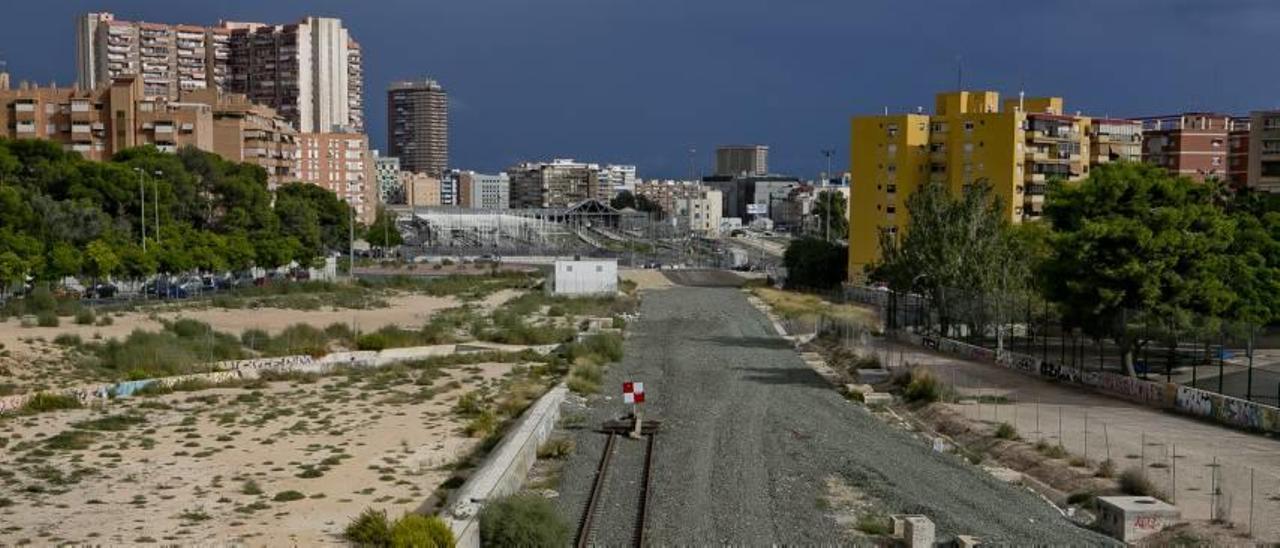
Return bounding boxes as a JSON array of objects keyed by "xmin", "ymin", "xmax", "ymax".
[
  {"xmin": 860, "ymin": 337, "xmax": 1280, "ymax": 543},
  {"xmin": 0, "ymin": 359, "xmax": 530, "ymax": 546}
]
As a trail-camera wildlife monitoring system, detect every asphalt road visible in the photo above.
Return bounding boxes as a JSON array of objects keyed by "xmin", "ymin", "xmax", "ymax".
[{"xmin": 555, "ymin": 284, "xmax": 1112, "ymax": 545}]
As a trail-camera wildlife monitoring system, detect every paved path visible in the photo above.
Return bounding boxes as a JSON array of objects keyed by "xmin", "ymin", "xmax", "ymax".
[
  {"xmin": 865, "ymin": 338, "xmax": 1280, "ymax": 542},
  {"xmin": 555, "ymin": 286, "xmax": 1110, "ymax": 545}
]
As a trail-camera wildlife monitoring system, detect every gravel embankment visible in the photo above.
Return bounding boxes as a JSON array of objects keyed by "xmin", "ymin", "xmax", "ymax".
[{"xmin": 555, "ymin": 285, "xmax": 1114, "ymax": 545}]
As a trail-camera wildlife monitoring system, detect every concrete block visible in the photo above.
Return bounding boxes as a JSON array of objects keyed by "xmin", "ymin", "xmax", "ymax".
[
  {"xmin": 980, "ymin": 465, "xmax": 1023, "ymax": 484},
  {"xmin": 1096, "ymin": 496, "xmax": 1181, "ymax": 543},
  {"xmin": 856, "ymin": 368, "xmax": 891, "ymax": 384},
  {"xmin": 955, "ymin": 534, "xmax": 981, "ymax": 547},
  {"xmin": 890, "ymin": 514, "xmax": 908, "ymax": 537},
  {"xmin": 863, "ymin": 392, "xmax": 893, "ymax": 406},
  {"xmin": 844, "ymin": 383, "xmax": 874, "ymax": 395},
  {"xmin": 903, "ymin": 515, "xmax": 935, "ymax": 548}
]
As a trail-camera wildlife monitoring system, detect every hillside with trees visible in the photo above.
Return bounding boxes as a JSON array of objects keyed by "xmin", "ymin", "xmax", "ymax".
[{"xmin": 0, "ymin": 139, "xmax": 358, "ymax": 291}]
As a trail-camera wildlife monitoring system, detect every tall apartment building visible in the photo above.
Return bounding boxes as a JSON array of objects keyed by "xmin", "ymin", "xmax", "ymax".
[
  {"xmin": 76, "ymin": 13, "xmax": 364, "ymax": 133},
  {"xmin": 373, "ymin": 153, "xmax": 403, "ymax": 204},
  {"xmin": 634, "ymin": 180, "xmax": 722, "ymax": 234},
  {"xmin": 848, "ymin": 90, "xmax": 1128, "ymax": 275},
  {"xmin": 1248, "ymin": 111, "xmax": 1280, "ymax": 192},
  {"xmin": 387, "ymin": 80, "xmax": 448, "ymax": 177},
  {"xmin": 506, "ymin": 159, "xmax": 605, "ymax": 208},
  {"xmin": 0, "ymin": 75, "xmax": 297, "ymax": 186},
  {"xmin": 1137, "ymin": 113, "xmax": 1248, "ymax": 183},
  {"xmin": 224, "ymin": 17, "xmax": 363, "ymax": 133},
  {"xmin": 76, "ymin": 12, "xmax": 232, "ymax": 98},
  {"xmin": 295, "ymin": 132, "xmax": 376, "ymax": 223},
  {"xmin": 458, "ymin": 171, "xmax": 510, "ymax": 209},
  {"xmin": 439, "ymin": 169, "xmax": 459, "ymax": 206},
  {"xmin": 599, "ymin": 164, "xmax": 638, "ymax": 196},
  {"xmin": 715, "ymin": 145, "xmax": 769, "ymax": 176}
]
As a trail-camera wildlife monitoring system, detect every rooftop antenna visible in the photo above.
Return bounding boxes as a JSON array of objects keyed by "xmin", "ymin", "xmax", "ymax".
[
  {"xmin": 1018, "ymin": 71, "xmax": 1025, "ymax": 111},
  {"xmin": 955, "ymin": 54, "xmax": 963, "ymax": 91}
]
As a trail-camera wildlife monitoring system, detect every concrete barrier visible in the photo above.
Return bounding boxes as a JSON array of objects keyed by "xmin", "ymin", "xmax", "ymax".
[{"xmin": 444, "ymin": 384, "xmax": 568, "ymax": 547}]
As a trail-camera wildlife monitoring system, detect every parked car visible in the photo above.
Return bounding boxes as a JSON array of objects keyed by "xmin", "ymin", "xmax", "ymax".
[{"xmin": 85, "ymin": 283, "xmax": 118, "ymax": 299}]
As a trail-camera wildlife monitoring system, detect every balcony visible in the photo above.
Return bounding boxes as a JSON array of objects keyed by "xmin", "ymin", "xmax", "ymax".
[
  {"xmin": 1026, "ymin": 149, "xmax": 1048, "ymax": 162},
  {"xmin": 1025, "ymin": 183, "xmax": 1047, "ymax": 196},
  {"xmin": 1025, "ymin": 172, "xmax": 1046, "ymax": 183}
]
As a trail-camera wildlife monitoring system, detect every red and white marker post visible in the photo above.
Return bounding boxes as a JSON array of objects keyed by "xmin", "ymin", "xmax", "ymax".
[{"xmin": 623, "ymin": 381, "xmax": 645, "ymax": 438}]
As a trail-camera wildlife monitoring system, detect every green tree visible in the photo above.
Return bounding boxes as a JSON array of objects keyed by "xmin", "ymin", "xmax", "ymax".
[
  {"xmin": 84, "ymin": 240, "xmax": 121, "ymax": 281},
  {"xmin": 873, "ymin": 179, "xmax": 1022, "ymax": 338},
  {"xmin": 610, "ymin": 190, "xmax": 664, "ymax": 217},
  {"xmin": 811, "ymin": 189, "xmax": 849, "ymax": 241},
  {"xmin": 1041, "ymin": 163, "xmax": 1237, "ymax": 376},
  {"xmin": 365, "ymin": 206, "xmax": 404, "ymax": 251},
  {"xmin": 783, "ymin": 237, "xmax": 848, "ymax": 290},
  {"xmin": 47, "ymin": 242, "xmax": 83, "ymax": 281}
]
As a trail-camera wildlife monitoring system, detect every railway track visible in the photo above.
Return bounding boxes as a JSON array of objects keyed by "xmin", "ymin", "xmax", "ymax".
[{"xmin": 576, "ymin": 420, "xmax": 659, "ymax": 548}]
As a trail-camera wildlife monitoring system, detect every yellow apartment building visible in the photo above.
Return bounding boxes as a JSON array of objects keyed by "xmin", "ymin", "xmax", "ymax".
[{"xmin": 847, "ymin": 90, "xmax": 1121, "ymax": 278}]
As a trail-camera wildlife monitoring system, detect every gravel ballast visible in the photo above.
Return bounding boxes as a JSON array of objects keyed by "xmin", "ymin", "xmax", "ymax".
[{"xmin": 554, "ymin": 284, "xmax": 1114, "ymax": 545}]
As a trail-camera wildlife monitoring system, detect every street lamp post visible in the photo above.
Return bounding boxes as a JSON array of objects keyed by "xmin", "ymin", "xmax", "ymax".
[
  {"xmin": 153, "ymin": 169, "xmax": 163, "ymax": 245},
  {"xmin": 821, "ymin": 149, "xmax": 835, "ymax": 242},
  {"xmin": 134, "ymin": 168, "xmax": 147, "ymax": 252}
]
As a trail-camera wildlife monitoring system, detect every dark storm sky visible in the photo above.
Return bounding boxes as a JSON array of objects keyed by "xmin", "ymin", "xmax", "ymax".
[{"xmin": 1, "ymin": 0, "xmax": 1277, "ymax": 178}]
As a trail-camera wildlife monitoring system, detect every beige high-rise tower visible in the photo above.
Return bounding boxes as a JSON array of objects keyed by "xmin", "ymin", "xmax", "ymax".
[{"xmin": 387, "ymin": 79, "xmax": 448, "ymax": 177}]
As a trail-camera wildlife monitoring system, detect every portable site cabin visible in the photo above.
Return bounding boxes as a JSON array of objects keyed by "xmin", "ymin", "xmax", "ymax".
[{"xmin": 549, "ymin": 258, "xmax": 617, "ymax": 296}]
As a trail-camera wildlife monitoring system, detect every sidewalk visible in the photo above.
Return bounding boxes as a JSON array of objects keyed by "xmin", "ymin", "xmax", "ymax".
[{"xmin": 867, "ymin": 338, "xmax": 1280, "ymax": 542}]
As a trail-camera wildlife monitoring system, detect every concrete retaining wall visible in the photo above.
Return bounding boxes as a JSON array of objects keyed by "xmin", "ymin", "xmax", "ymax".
[
  {"xmin": 444, "ymin": 384, "xmax": 568, "ymax": 547},
  {"xmin": 902, "ymin": 331, "xmax": 1280, "ymax": 435}
]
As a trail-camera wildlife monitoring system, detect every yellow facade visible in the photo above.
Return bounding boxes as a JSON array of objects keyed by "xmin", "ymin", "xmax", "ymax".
[{"xmin": 848, "ymin": 91, "xmax": 1095, "ymax": 279}]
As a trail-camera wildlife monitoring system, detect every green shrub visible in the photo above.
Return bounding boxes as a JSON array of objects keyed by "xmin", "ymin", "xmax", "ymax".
[
  {"xmin": 357, "ymin": 333, "xmax": 390, "ymax": 351},
  {"xmin": 344, "ymin": 507, "xmax": 392, "ymax": 545},
  {"xmin": 96, "ymin": 315, "xmax": 114, "ymax": 326},
  {"xmin": 902, "ymin": 370, "xmax": 941, "ymax": 403},
  {"xmin": 390, "ymin": 513, "xmax": 456, "ymax": 548},
  {"xmin": 1096, "ymin": 459, "xmax": 1116, "ymax": 478},
  {"xmin": 240, "ymin": 328, "xmax": 270, "ymax": 350},
  {"xmin": 537, "ymin": 438, "xmax": 574, "ymax": 459},
  {"xmin": 273, "ymin": 490, "xmax": 306, "ymax": 502},
  {"xmin": 75, "ymin": 308, "xmax": 96, "ymax": 325},
  {"xmin": 1119, "ymin": 467, "xmax": 1165, "ymax": 499},
  {"xmin": 28, "ymin": 286, "xmax": 56, "ymax": 313},
  {"xmin": 567, "ymin": 361, "xmax": 603, "ymax": 395},
  {"xmin": 241, "ymin": 479, "xmax": 263, "ymax": 495},
  {"xmin": 72, "ymin": 414, "xmax": 146, "ymax": 431},
  {"xmin": 994, "ymin": 422, "xmax": 1018, "ymax": 440},
  {"xmin": 37, "ymin": 311, "xmax": 60, "ymax": 327},
  {"xmin": 479, "ymin": 494, "xmax": 570, "ymax": 548},
  {"xmin": 855, "ymin": 513, "xmax": 892, "ymax": 536},
  {"xmin": 465, "ymin": 410, "xmax": 498, "ymax": 438},
  {"xmin": 23, "ymin": 392, "xmax": 81, "ymax": 413},
  {"xmin": 53, "ymin": 333, "xmax": 83, "ymax": 347}
]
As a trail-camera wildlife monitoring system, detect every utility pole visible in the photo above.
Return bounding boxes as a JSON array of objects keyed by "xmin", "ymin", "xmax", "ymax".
[
  {"xmin": 135, "ymin": 168, "xmax": 147, "ymax": 252},
  {"xmin": 821, "ymin": 148, "xmax": 835, "ymax": 242},
  {"xmin": 153, "ymin": 169, "xmax": 162, "ymax": 245},
  {"xmin": 349, "ymin": 203, "xmax": 356, "ymax": 281}
]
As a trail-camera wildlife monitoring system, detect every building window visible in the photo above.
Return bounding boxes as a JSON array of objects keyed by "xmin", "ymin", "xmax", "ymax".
[{"xmin": 964, "ymin": 121, "xmax": 975, "ymax": 132}]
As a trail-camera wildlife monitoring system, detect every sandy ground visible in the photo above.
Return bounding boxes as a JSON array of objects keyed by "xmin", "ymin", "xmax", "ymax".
[
  {"xmin": 618, "ymin": 269, "xmax": 672, "ymax": 291},
  {"xmin": 865, "ymin": 338, "xmax": 1280, "ymax": 543},
  {"xmin": 0, "ymin": 360, "xmax": 530, "ymax": 546}
]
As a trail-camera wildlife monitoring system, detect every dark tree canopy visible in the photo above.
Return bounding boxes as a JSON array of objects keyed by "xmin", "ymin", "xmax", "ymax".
[{"xmin": 0, "ymin": 139, "xmax": 361, "ymax": 288}]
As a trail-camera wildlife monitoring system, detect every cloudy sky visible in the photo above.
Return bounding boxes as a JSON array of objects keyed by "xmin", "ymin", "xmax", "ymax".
[{"xmin": 2, "ymin": 0, "xmax": 1277, "ymax": 178}]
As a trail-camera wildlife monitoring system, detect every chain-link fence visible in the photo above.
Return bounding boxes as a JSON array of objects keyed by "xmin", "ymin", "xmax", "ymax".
[{"xmin": 847, "ymin": 285, "xmax": 1280, "ymax": 408}]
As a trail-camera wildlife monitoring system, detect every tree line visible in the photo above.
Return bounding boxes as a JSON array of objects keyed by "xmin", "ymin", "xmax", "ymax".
[
  {"xmin": 870, "ymin": 162, "xmax": 1280, "ymax": 377},
  {"xmin": 0, "ymin": 139, "xmax": 362, "ymax": 290}
]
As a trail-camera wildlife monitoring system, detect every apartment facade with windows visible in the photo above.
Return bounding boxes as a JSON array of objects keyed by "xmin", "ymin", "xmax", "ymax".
[
  {"xmin": 1249, "ymin": 110, "xmax": 1280, "ymax": 193},
  {"xmin": 1137, "ymin": 113, "xmax": 1246, "ymax": 183},
  {"xmin": 76, "ymin": 13, "xmax": 364, "ymax": 134},
  {"xmin": 848, "ymin": 91, "xmax": 1108, "ymax": 276},
  {"xmin": 374, "ymin": 153, "xmax": 403, "ymax": 204},
  {"xmin": 387, "ymin": 80, "xmax": 448, "ymax": 177},
  {"xmin": 0, "ymin": 75, "xmax": 297, "ymax": 187},
  {"xmin": 295, "ymin": 132, "xmax": 376, "ymax": 223},
  {"xmin": 507, "ymin": 159, "xmax": 604, "ymax": 208},
  {"xmin": 715, "ymin": 144, "xmax": 769, "ymax": 176},
  {"xmin": 76, "ymin": 12, "xmax": 231, "ymax": 99},
  {"xmin": 458, "ymin": 171, "xmax": 510, "ymax": 209},
  {"xmin": 403, "ymin": 172, "xmax": 441, "ymax": 207}
]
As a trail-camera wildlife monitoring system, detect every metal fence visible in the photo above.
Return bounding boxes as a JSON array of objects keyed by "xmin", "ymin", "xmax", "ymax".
[{"xmin": 847, "ymin": 285, "xmax": 1280, "ymax": 407}]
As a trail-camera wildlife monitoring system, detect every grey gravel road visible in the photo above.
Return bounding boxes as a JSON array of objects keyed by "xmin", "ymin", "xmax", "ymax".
[{"xmin": 555, "ymin": 285, "xmax": 1113, "ymax": 545}]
